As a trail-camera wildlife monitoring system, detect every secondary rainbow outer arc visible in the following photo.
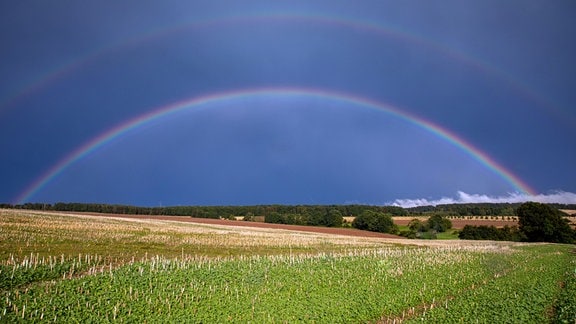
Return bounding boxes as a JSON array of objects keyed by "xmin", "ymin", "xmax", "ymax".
[
  {"xmin": 1, "ymin": 13, "xmax": 569, "ymax": 125},
  {"xmin": 0, "ymin": 14, "xmax": 419, "ymax": 112},
  {"xmin": 14, "ymin": 88, "xmax": 537, "ymax": 204}
]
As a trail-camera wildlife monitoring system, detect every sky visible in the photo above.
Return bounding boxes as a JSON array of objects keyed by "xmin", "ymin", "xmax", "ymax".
[{"xmin": 1, "ymin": 1, "xmax": 575, "ymax": 207}]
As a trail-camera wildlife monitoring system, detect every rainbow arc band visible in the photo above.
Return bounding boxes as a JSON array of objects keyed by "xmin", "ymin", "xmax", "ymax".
[{"xmin": 15, "ymin": 87, "xmax": 536, "ymax": 204}]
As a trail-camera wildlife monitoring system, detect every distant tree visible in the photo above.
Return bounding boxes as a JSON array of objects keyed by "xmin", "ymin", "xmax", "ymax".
[
  {"xmin": 324, "ymin": 209, "xmax": 343, "ymax": 227},
  {"xmin": 426, "ymin": 214, "xmax": 452, "ymax": 233},
  {"xmin": 265, "ymin": 212, "xmax": 285, "ymax": 224},
  {"xmin": 351, "ymin": 211, "xmax": 371, "ymax": 231},
  {"xmin": 381, "ymin": 206, "xmax": 408, "ymax": 216},
  {"xmin": 517, "ymin": 202, "xmax": 575, "ymax": 243},
  {"xmin": 373, "ymin": 214, "xmax": 399, "ymax": 234},
  {"xmin": 458, "ymin": 225, "xmax": 524, "ymax": 242},
  {"xmin": 306, "ymin": 209, "xmax": 325, "ymax": 226},
  {"xmin": 284, "ymin": 213, "xmax": 306, "ymax": 225},
  {"xmin": 408, "ymin": 218, "xmax": 427, "ymax": 232},
  {"xmin": 352, "ymin": 211, "xmax": 398, "ymax": 234},
  {"xmin": 399, "ymin": 218, "xmax": 429, "ymax": 239}
]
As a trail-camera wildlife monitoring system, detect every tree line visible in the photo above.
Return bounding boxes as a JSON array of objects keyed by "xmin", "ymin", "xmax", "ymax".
[
  {"xmin": 406, "ymin": 202, "xmax": 576, "ymax": 216},
  {"xmin": 2, "ymin": 202, "xmax": 406, "ymax": 219},
  {"xmin": 262, "ymin": 209, "xmax": 345, "ymax": 227},
  {"xmin": 459, "ymin": 202, "xmax": 575, "ymax": 244},
  {"xmin": 7, "ymin": 201, "xmax": 574, "ymax": 217}
]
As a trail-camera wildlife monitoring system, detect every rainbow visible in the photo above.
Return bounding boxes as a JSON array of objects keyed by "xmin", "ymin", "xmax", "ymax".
[
  {"xmin": 15, "ymin": 88, "xmax": 537, "ymax": 203},
  {"xmin": 1, "ymin": 13, "xmax": 569, "ymax": 124}
]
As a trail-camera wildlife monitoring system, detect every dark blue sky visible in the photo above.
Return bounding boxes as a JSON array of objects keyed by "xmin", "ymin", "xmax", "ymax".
[{"xmin": 1, "ymin": 1, "xmax": 575, "ymax": 206}]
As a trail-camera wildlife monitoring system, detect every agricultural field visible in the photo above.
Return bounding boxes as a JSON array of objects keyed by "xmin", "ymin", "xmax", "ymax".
[{"xmin": 1, "ymin": 209, "xmax": 575, "ymax": 322}]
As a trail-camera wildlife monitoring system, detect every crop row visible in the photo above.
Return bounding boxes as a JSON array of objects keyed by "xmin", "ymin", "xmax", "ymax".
[
  {"xmin": 3, "ymin": 244, "xmax": 572, "ymax": 322},
  {"xmin": 403, "ymin": 244, "xmax": 575, "ymax": 323},
  {"xmin": 0, "ymin": 253, "xmax": 108, "ymax": 290}
]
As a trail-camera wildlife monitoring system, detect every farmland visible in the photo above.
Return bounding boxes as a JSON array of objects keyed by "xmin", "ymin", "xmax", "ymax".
[{"xmin": 1, "ymin": 209, "xmax": 575, "ymax": 322}]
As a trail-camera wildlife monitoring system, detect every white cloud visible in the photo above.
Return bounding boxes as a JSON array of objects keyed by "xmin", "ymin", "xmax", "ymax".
[{"xmin": 390, "ymin": 191, "xmax": 576, "ymax": 208}]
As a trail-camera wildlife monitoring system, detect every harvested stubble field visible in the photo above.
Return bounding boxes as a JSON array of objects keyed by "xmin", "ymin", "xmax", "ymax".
[
  {"xmin": 74, "ymin": 212, "xmax": 402, "ymax": 239},
  {"xmin": 1, "ymin": 209, "xmax": 574, "ymax": 323}
]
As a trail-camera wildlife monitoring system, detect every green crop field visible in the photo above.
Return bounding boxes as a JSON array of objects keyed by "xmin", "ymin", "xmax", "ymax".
[{"xmin": 1, "ymin": 210, "xmax": 574, "ymax": 323}]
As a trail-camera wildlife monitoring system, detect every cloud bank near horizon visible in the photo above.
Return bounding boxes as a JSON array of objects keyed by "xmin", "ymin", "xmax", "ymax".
[{"xmin": 390, "ymin": 191, "xmax": 576, "ymax": 208}]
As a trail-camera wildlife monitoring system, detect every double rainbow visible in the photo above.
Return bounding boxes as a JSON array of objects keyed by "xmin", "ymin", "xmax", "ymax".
[{"xmin": 15, "ymin": 88, "xmax": 536, "ymax": 204}]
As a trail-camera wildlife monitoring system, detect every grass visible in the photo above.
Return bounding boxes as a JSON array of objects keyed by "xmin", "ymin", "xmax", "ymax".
[
  {"xmin": 436, "ymin": 230, "xmax": 460, "ymax": 240},
  {"xmin": 397, "ymin": 224, "xmax": 460, "ymax": 240}
]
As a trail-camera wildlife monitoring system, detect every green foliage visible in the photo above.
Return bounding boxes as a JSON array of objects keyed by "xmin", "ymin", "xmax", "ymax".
[
  {"xmin": 1, "ymin": 211, "xmax": 574, "ymax": 322},
  {"xmin": 554, "ymin": 256, "xmax": 576, "ymax": 323},
  {"xmin": 435, "ymin": 230, "xmax": 459, "ymax": 240},
  {"xmin": 2, "ymin": 245, "xmax": 573, "ymax": 322},
  {"xmin": 458, "ymin": 225, "xmax": 525, "ymax": 241},
  {"xmin": 517, "ymin": 202, "xmax": 575, "ymax": 243},
  {"xmin": 352, "ymin": 211, "xmax": 398, "ymax": 234},
  {"xmin": 325, "ymin": 209, "xmax": 343, "ymax": 227},
  {"xmin": 265, "ymin": 212, "xmax": 285, "ymax": 224},
  {"xmin": 0, "ymin": 254, "xmax": 104, "ymax": 290},
  {"xmin": 400, "ymin": 218, "xmax": 428, "ymax": 239},
  {"xmin": 8, "ymin": 202, "xmax": 575, "ymax": 220},
  {"xmin": 400, "ymin": 216, "xmax": 452, "ymax": 239},
  {"xmin": 405, "ymin": 202, "xmax": 576, "ymax": 216},
  {"xmin": 406, "ymin": 203, "xmax": 519, "ymax": 216},
  {"xmin": 8, "ymin": 202, "xmax": 408, "ymax": 218},
  {"xmin": 408, "ymin": 218, "xmax": 427, "ymax": 232},
  {"xmin": 406, "ymin": 245, "xmax": 575, "ymax": 323},
  {"xmin": 264, "ymin": 209, "xmax": 341, "ymax": 227},
  {"xmin": 457, "ymin": 202, "xmax": 575, "ymax": 243},
  {"xmin": 426, "ymin": 214, "xmax": 452, "ymax": 233}
]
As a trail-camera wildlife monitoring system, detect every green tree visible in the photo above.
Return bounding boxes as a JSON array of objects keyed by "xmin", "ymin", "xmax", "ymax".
[
  {"xmin": 306, "ymin": 209, "xmax": 324, "ymax": 226},
  {"xmin": 408, "ymin": 218, "xmax": 427, "ymax": 232},
  {"xmin": 351, "ymin": 211, "xmax": 371, "ymax": 230},
  {"xmin": 399, "ymin": 218, "xmax": 428, "ymax": 239},
  {"xmin": 517, "ymin": 202, "xmax": 575, "ymax": 243},
  {"xmin": 265, "ymin": 212, "xmax": 285, "ymax": 224},
  {"xmin": 458, "ymin": 225, "xmax": 524, "ymax": 241},
  {"xmin": 352, "ymin": 211, "xmax": 398, "ymax": 234},
  {"xmin": 426, "ymin": 214, "xmax": 452, "ymax": 233},
  {"xmin": 324, "ymin": 209, "xmax": 343, "ymax": 227}
]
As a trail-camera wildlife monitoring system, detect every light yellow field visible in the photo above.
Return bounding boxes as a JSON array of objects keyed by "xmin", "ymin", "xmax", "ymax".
[{"xmin": 0, "ymin": 209, "xmax": 520, "ymax": 262}]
